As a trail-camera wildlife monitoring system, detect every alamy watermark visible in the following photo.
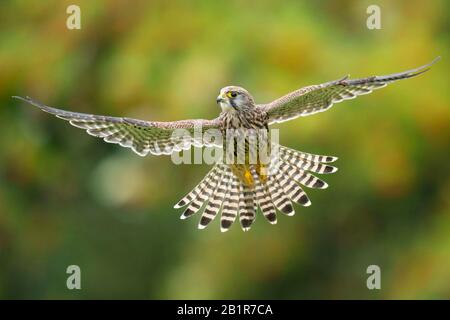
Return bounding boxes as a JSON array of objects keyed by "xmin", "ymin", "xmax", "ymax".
[
  {"xmin": 169, "ymin": 127, "xmax": 281, "ymax": 172},
  {"xmin": 66, "ymin": 5, "xmax": 81, "ymax": 30},
  {"xmin": 66, "ymin": 265, "xmax": 81, "ymax": 290},
  {"xmin": 366, "ymin": 5, "xmax": 381, "ymax": 30},
  {"xmin": 366, "ymin": 265, "xmax": 381, "ymax": 290}
]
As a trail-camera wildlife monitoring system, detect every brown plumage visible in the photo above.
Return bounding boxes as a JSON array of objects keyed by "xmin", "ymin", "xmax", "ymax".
[{"xmin": 14, "ymin": 57, "xmax": 440, "ymax": 232}]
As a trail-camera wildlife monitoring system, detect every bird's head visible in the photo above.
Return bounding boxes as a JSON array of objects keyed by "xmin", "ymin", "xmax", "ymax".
[{"xmin": 216, "ymin": 86, "xmax": 255, "ymax": 112}]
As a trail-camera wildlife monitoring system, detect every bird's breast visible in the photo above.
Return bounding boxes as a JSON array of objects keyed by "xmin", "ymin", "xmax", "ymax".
[{"xmin": 219, "ymin": 110, "xmax": 271, "ymax": 187}]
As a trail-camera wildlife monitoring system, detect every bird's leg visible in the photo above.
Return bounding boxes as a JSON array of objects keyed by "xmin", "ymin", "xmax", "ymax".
[
  {"xmin": 231, "ymin": 164, "xmax": 254, "ymax": 188},
  {"xmin": 256, "ymin": 163, "xmax": 268, "ymax": 183}
]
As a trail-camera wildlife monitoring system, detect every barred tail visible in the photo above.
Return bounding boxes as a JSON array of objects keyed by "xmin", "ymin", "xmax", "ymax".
[{"xmin": 174, "ymin": 145, "xmax": 338, "ymax": 232}]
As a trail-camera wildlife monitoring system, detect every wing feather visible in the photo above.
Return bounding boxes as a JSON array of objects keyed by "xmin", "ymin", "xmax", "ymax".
[
  {"xmin": 261, "ymin": 57, "xmax": 440, "ymax": 124},
  {"xmin": 14, "ymin": 96, "xmax": 222, "ymax": 156}
]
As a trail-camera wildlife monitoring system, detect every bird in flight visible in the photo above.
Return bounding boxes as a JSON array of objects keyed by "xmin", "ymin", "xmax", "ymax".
[{"xmin": 14, "ymin": 57, "xmax": 439, "ymax": 232}]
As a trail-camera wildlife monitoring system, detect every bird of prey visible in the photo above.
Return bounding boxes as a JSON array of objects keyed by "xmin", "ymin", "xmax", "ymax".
[{"xmin": 14, "ymin": 57, "xmax": 439, "ymax": 232}]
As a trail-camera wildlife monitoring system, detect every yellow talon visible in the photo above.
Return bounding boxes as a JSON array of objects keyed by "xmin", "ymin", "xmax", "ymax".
[
  {"xmin": 244, "ymin": 169, "xmax": 254, "ymax": 187},
  {"xmin": 256, "ymin": 164, "xmax": 268, "ymax": 183}
]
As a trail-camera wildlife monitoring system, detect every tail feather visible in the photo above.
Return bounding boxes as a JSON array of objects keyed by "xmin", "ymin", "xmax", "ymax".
[
  {"xmin": 275, "ymin": 161, "xmax": 311, "ymax": 207},
  {"xmin": 279, "ymin": 145, "xmax": 338, "ymax": 163},
  {"xmin": 239, "ymin": 183, "xmax": 256, "ymax": 231},
  {"xmin": 180, "ymin": 165, "xmax": 223, "ymax": 219},
  {"xmin": 220, "ymin": 174, "xmax": 240, "ymax": 232},
  {"xmin": 279, "ymin": 148, "xmax": 337, "ymax": 174},
  {"xmin": 174, "ymin": 146, "xmax": 338, "ymax": 231},
  {"xmin": 174, "ymin": 166, "xmax": 218, "ymax": 209},
  {"xmin": 267, "ymin": 173, "xmax": 295, "ymax": 216},
  {"xmin": 279, "ymin": 161, "xmax": 328, "ymax": 189},
  {"xmin": 198, "ymin": 168, "xmax": 231, "ymax": 229},
  {"xmin": 252, "ymin": 167, "xmax": 277, "ymax": 224}
]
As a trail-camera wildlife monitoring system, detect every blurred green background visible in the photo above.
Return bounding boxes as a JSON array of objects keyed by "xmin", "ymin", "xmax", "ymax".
[{"xmin": 0, "ymin": 0, "xmax": 449, "ymax": 299}]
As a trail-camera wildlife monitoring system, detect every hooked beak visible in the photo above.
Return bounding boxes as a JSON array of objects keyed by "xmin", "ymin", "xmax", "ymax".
[{"xmin": 216, "ymin": 95, "xmax": 226, "ymax": 104}]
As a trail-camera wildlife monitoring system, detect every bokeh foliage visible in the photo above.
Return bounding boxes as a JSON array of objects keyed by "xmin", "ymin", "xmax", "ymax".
[{"xmin": 0, "ymin": 0, "xmax": 449, "ymax": 299}]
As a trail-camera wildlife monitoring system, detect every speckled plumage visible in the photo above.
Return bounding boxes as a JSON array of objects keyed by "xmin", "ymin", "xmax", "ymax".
[{"xmin": 14, "ymin": 57, "xmax": 439, "ymax": 232}]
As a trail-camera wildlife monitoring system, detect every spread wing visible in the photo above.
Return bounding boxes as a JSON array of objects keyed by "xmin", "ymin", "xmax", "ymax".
[
  {"xmin": 261, "ymin": 57, "xmax": 440, "ymax": 124},
  {"xmin": 14, "ymin": 96, "xmax": 223, "ymax": 156}
]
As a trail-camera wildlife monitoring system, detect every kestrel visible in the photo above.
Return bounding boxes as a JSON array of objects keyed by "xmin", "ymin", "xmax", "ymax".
[{"xmin": 14, "ymin": 57, "xmax": 439, "ymax": 232}]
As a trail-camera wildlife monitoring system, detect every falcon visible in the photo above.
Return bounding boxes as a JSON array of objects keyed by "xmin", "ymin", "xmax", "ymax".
[{"xmin": 14, "ymin": 57, "xmax": 440, "ymax": 232}]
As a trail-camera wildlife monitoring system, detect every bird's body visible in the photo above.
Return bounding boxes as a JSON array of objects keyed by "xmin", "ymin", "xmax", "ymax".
[
  {"xmin": 218, "ymin": 94, "xmax": 269, "ymax": 188},
  {"xmin": 14, "ymin": 57, "xmax": 440, "ymax": 232}
]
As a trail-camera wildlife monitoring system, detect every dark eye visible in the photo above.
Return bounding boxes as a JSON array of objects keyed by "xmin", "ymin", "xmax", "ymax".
[{"xmin": 230, "ymin": 92, "xmax": 237, "ymax": 98}]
